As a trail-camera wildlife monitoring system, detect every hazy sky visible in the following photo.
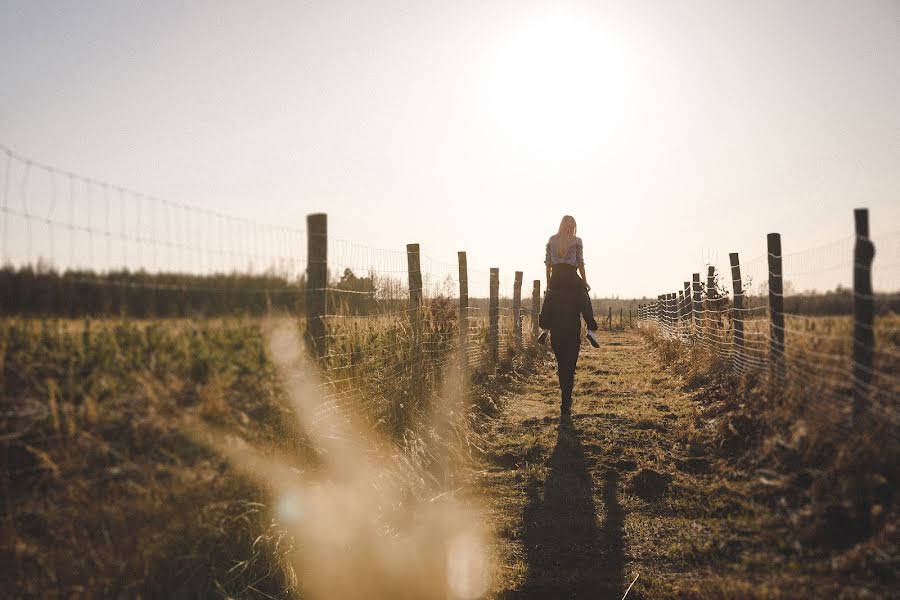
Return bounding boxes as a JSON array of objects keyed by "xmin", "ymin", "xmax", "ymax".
[{"xmin": 1, "ymin": 0, "xmax": 898, "ymax": 297}]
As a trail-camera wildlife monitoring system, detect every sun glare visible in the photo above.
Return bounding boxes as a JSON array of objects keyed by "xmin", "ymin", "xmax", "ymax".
[{"xmin": 485, "ymin": 13, "xmax": 635, "ymax": 159}]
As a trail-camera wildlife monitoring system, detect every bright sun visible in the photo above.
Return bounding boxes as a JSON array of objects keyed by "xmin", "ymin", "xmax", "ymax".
[{"xmin": 485, "ymin": 13, "xmax": 634, "ymax": 160}]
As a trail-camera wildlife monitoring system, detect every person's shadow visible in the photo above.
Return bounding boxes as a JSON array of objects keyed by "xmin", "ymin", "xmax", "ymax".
[{"xmin": 512, "ymin": 415, "xmax": 625, "ymax": 599}]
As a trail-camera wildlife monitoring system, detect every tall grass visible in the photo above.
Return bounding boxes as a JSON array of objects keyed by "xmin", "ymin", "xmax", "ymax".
[
  {"xmin": 1, "ymin": 297, "xmax": 542, "ymax": 597},
  {"xmin": 641, "ymin": 313, "xmax": 899, "ymax": 558}
]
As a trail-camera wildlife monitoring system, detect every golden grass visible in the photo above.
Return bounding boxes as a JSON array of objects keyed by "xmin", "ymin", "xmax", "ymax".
[
  {"xmin": 481, "ymin": 328, "xmax": 896, "ymax": 599},
  {"xmin": 0, "ymin": 302, "xmax": 544, "ymax": 598}
]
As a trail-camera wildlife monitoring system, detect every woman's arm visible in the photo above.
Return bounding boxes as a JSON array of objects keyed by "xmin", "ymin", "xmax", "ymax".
[
  {"xmin": 545, "ymin": 241, "xmax": 552, "ymax": 288},
  {"xmin": 576, "ymin": 239, "xmax": 589, "ymax": 290}
]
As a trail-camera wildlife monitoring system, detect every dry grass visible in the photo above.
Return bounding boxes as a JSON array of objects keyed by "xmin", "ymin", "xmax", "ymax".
[
  {"xmin": 0, "ymin": 305, "xmax": 546, "ymax": 598},
  {"xmin": 639, "ymin": 316, "xmax": 898, "ymax": 593},
  {"xmin": 1, "ymin": 317, "xmax": 308, "ymax": 598},
  {"xmin": 5, "ymin": 306, "xmax": 894, "ymax": 598},
  {"xmin": 479, "ymin": 328, "xmax": 897, "ymax": 599}
]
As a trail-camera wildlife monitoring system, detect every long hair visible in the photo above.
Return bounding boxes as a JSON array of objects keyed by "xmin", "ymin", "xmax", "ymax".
[{"xmin": 555, "ymin": 215, "xmax": 577, "ymax": 258}]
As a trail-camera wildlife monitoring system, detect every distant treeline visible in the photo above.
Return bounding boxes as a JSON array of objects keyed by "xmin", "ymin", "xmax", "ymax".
[
  {"xmin": 0, "ymin": 266, "xmax": 382, "ymax": 318},
  {"xmin": 2, "ymin": 267, "xmax": 896, "ymax": 318},
  {"xmin": 742, "ymin": 286, "xmax": 900, "ymax": 316}
]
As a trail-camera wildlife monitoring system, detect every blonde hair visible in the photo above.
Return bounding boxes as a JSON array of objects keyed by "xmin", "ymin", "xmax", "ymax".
[{"xmin": 555, "ymin": 215, "xmax": 577, "ymax": 258}]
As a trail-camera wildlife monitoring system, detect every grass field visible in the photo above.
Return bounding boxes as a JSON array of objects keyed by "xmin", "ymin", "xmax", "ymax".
[
  {"xmin": 481, "ymin": 327, "xmax": 897, "ymax": 598},
  {"xmin": 2, "ymin": 306, "xmax": 896, "ymax": 598},
  {"xmin": 1, "ymin": 304, "xmax": 550, "ymax": 598}
]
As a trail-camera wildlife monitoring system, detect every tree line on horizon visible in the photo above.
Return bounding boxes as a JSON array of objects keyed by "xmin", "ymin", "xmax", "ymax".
[{"xmin": 0, "ymin": 266, "xmax": 895, "ymax": 318}]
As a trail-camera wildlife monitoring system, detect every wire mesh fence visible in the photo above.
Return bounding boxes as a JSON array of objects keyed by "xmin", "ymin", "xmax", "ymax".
[
  {"xmin": 636, "ymin": 211, "xmax": 899, "ymax": 429},
  {"xmin": 0, "ymin": 144, "xmax": 544, "ymax": 440}
]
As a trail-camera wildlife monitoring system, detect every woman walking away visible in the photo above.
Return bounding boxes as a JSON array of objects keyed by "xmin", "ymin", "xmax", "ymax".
[
  {"xmin": 541, "ymin": 215, "xmax": 599, "ymax": 347},
  {"xmin": 538, "ymin": 215, "xmax": 600, "ymax": 416}
]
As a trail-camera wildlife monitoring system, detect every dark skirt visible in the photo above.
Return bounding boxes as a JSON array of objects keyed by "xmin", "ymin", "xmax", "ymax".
[{"xmin": 549, "ymin": 263, "xmax": 587, "ymax": 291}]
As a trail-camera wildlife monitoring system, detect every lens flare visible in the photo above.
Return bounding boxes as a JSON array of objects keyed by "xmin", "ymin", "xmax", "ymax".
[
  {"xmin": 276, "ymin": 489, "xmax": 304, "ymax": 525},
  {"xmin": 195, "ymin": 320, "xmax": 496, "ymax": 600},
  {"xmin": 446, "ymin": 530, "xmax": 489, "ymax": 599}
]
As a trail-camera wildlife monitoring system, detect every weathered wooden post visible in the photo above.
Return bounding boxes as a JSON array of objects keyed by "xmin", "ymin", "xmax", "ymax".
[
  {"xmin": 706, "ymin": 266, "xmax": 718, "ymax": 333},
  {"xmin": 489, "ymin": 268, "xmax": 499, "ymax": 363},
  {"xmin": 669, "ymin": 293, "xmax": 678, "ymax": 333},
  {"xmin": 457, "ymin": 251, "xmax": 469, "ymax": 373},
  {"xmin": 608, "ymin": 306, "xmax": 612, "ymax": 331},
  {"xmin": 659, "ymin": 296, "xmax": 666, "ymax": 332},
  {"xmin": 706, "ymin": 266, "xmax": 717, "ymax": 301},
  {"xmin": 531, "ymin": 280, "xmax": 541, "ymax": 339},
  {"xmin": 692, "ymin": 274, "xmax": 702, "ymax": 338},
  {"xmin": 683, "ymin": 281, "xmax": 691, "ymax": 322},
  {"xmin": 767, "ymin": 233, "xmax": 785, "ymax": 381},
  {"xmin": 729, "ymin": 252, "xmax": 744, "ymax": 366},
  {"xmin": 662, "ymin": 294, "xmax": 669, "ymax": 334},
  {"xmin": 619, "ymin": 307, "xmax": 623, "ymax": 331},
  {"xmin": 852, "ymin": 208, "xmax": 875, "ymax": 416},
  {"xmin": 513, "ymin": 271, "xmax": 523, "ymax": 348},
  {"xmin": 305, "ymin": 213, "xmax": 327, "ymax": 361},
  {"xmin": 661, "ymin": 294, "xmax": 668, "ymax": 332},
  {"xmin": 657, "ymin": 295, "xmax": 664, "ymax": 328},
  {"xmin": 407, "ymin": 243, "xmax": 423, "ymax": 396}
]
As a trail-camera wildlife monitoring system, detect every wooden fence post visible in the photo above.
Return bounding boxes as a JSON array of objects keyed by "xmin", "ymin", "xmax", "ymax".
[
  {"xmin": 706, "ymin": 266, "xmax": 718, "ymax": 331},
  {"xmin": 531, "ymin": 280, "xmax": 540, "ymax": 339},
  {"xmin": 767, "ymin": 233, "xmax": 785, "ymax": 381},
  {"xmin": 489, "ymin": 268, "xmax": 499, "ymax": 363},
  {"xmin": 513, "ymin": 271, "xmax": 523, "ymax": 348},
  {"xmin": 706, "ymin": 266, "xmax": 717, "ymax": 300},
  {"xmin": 669, "ymin": 293, "xmax": 677, "ymax": 333},
  {"xmin": 662, "ymin": 295, "xmax": 668, "ymax": 330},
  {"xmin": 682, "ymin": 281, "xmax": 691, "ymax": 322},
  {"xmin": 661, "ymin": 294, "xmax": 668, "ymax": 332},
  {"xmin": 692, "ymin": 273, "xmax": 702, "ymax": 338},
  {"xmin": 619, "ymin": 307, "xmax": 623, "ymax": 331},
  {"xmin": 608, "ymin": 306, "xmax": 612, "ymax": 331},
  {"xmin": 407, "ymin": 243, "xmax": 423, "ymax": 397},
  {"xmin": 852, "ymin": 208, "xmax": 875, "ymax": 416},
  {"xmin": 729, "ymin": 252, "xmax": 744, "ymax": 366},
  {"xmin": 657, "ymin": 295, "xmax": 664, "ymax": 328},
  {"xmin": 305, "ymin": 213, "xmax": 327, "ymax": 361},
  {"xmin": 457, "ymin": 251, "xmax": 468, "ymax": 373}
]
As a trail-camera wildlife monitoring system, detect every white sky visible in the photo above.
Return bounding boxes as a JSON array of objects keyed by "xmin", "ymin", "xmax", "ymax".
[{"xmin": 1, "ymin": 0, "xmax": 898, "ymax": 297}]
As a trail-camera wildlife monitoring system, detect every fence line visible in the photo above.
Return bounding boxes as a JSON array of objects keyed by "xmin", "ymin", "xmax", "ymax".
[
  {"xmin": 636, "ymin": 208, "xmax": 899, "ymax": 428},
  {"xmin": 0, "ymin": 143, "xmax": 550, "ymax": 436}
]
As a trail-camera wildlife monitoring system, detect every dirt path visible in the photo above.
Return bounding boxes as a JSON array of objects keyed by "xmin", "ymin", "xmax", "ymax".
[{"xmin": 477, "ymin": 329, "xmax": 797, "ymax": 599}]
